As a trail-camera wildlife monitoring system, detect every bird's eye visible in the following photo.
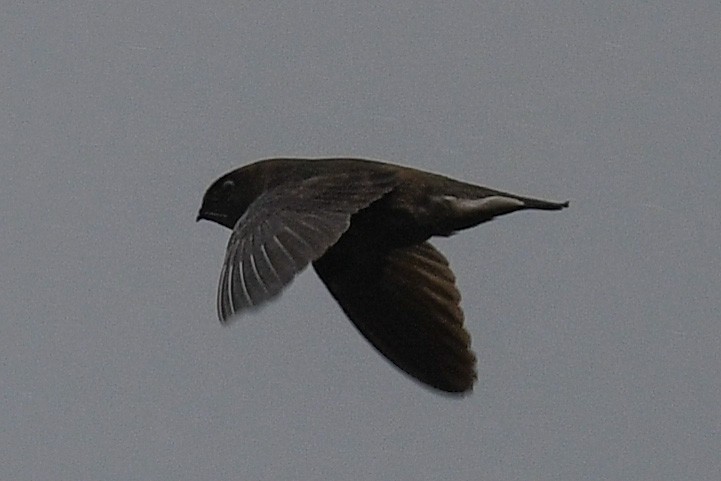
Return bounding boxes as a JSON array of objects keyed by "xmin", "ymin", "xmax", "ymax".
[{"xmin": 221, "ymin": 179, "xmax": 235, "ymax": 190}]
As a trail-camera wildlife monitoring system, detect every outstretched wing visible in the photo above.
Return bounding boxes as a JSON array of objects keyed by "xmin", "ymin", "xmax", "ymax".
[
  {"xmin": 218, "ymin": 171, "xmax": 397, "ymax": 322},
  {"xmin": 314, "ymin": 241, "xmax": 477, "ymax": 394}
]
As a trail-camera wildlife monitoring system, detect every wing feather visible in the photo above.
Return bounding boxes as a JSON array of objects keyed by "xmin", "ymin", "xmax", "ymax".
[
  {"xmin": 217, "ymin": 170, "xmax": 397, "ymax": 322},
  {"xmin": 314, "ymin": 241, "xmax": 476, "ymax": 393}
]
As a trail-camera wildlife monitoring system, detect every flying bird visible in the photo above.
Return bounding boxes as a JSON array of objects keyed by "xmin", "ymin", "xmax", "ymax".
[{"xmin": 197, "ymin": 158, "xmax": 568, "ymax": 394}]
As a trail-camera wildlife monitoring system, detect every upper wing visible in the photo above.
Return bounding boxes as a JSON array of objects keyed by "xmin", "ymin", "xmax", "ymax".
[
  {"xmin": 313, "ymin": 241, "xmax": 477, "ymax": 394},
  {"xmin": 217, "ymin": 170, "xmax": 397, "ymax": 322}
]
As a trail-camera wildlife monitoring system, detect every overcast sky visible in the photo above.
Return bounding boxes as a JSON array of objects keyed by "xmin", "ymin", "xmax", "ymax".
[{"xmin": 3, "ymin": 2, "xmax": 720, "ymax": 480}]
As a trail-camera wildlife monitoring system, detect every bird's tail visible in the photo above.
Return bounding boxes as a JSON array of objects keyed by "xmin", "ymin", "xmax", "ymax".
[{"xmin": 433, "ymin": 189, "xmax": 569, "ymax": 233}]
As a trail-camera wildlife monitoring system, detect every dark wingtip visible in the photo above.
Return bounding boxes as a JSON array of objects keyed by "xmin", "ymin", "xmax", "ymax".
[{"xmin": 436, "ymin": 382, "xmax": 475, "ymax": 397}]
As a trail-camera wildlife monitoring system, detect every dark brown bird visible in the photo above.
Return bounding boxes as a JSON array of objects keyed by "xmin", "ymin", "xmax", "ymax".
[{"xmin": 197, "ymin": 158, "xmax": 568, "ymax": 394}]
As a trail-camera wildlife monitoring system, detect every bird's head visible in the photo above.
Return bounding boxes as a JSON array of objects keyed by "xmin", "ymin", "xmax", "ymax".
[{"xmin": 197, "ymin": 169, "xmax": 258, "ymax": 229}]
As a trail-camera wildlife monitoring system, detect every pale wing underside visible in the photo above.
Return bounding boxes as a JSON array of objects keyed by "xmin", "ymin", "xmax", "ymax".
[{"xmin": 218, "ymin": 171, "xmax": 397, "ymax": 322}]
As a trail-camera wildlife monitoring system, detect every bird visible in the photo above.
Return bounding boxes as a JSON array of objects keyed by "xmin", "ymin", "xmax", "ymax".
[{"xmin": 197, "ymin": 158, "xmax": 569, "ymax": 395}]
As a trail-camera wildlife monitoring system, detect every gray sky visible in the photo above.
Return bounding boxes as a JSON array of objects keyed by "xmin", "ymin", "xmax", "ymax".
[{"xmin": 3, "ymin": 2, "xmax": 720, "ymax": 480}]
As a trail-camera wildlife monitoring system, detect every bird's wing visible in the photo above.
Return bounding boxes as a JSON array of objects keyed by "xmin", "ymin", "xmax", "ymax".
[
  {"xmin": 313, "ymin": 241, "xmax": 477, "ymax": 394},
  {"xmin": 217, "ymin": 171, "xmax": 397, "ymax": 322}
]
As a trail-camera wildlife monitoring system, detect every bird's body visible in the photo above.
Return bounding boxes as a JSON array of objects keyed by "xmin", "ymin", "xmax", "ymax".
[{"xmin": 198, "ymin": 158, "xmax": 568, "ymax": 394}]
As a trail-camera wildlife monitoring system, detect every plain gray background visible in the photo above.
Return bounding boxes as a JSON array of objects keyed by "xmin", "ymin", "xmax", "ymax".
[{"xmin": 3, "ymin": 2, "xmax": 720, "ymax": 480}]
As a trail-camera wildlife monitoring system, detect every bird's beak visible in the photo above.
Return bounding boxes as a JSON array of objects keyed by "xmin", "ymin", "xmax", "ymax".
[{"xmin": 197, "ymin": 210, "xmax": 229, "ymax": 225}]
